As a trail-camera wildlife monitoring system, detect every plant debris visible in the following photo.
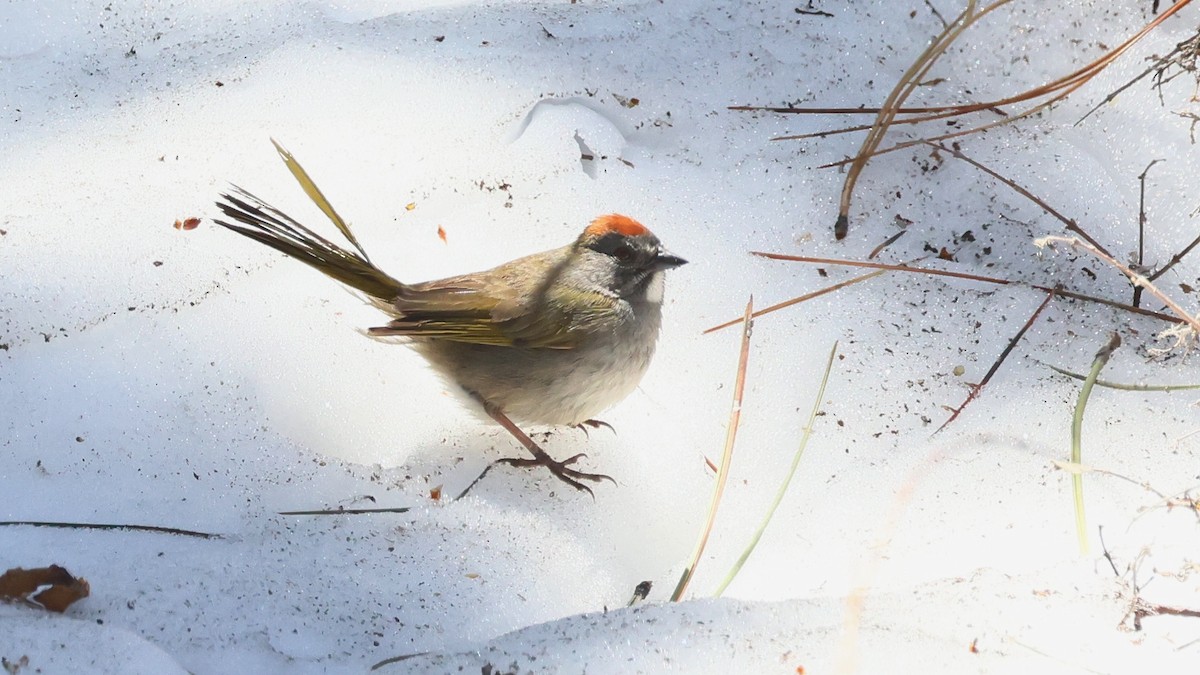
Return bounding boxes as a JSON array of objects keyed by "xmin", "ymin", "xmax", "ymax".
[{"xmin": 0, "ymin": 565, "xmax": 90, "ymax": 612}]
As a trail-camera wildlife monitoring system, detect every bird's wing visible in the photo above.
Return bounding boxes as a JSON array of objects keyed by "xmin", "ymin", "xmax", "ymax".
[{"xmin": 366, "ymin": 250, "xmax": 613, "ymax": 349}]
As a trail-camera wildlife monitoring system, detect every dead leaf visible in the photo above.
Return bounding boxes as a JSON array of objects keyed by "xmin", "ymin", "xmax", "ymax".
[
  {"xmin": 437, "ymin": 225, "xmax": 447, "ymax": 244},
  {"xmin": 429, "ymin": 484, "xmax": 443, "ymax": 501},
  {"xmin": 405, "ymin": 202, "xmax": 416, "ymax": 211},
  {"xmin": 0, "ymin": 565, "xmax": 90, "ymax": 612},
  {"xmin": 172, "ymin": 217, "xmax": 201, "ymax": 231},
  {"xmin": 612, "ymin": 93, "xmax": 640, "ymax": 108}
]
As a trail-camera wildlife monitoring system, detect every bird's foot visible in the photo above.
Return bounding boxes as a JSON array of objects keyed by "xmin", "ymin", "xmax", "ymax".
[
  {"xmin": 455, "ymin": 452, "xmax": 615, "ymax": 500},
  {"xmin": 496, "ymin": 452, "xmax": 615, "ymax": 496}
]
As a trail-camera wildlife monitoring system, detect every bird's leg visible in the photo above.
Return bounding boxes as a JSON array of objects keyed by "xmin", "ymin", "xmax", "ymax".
[{"xmin": 456, "ymin": 397, "xmax": 616, "ymax": 499}]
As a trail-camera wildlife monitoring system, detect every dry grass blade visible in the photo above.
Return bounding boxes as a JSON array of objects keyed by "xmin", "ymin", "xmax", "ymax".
[
  {"xmin": 739, "ymin": 0, "xmax": 1194, "ymax": 239},
  {"xmin": 705, "ymin": 249, "xmax": 928, "ymax": 334},
  {"xmin": 671, "ymin": 297, "xmax": 754, "ymax": 602},
  {"xmin": 705, "ymin": 266, "xmax": 896, "ymax": 334},
  {"xmin": 818, "ymin": 79, "xmax": 1087, "ymax": 170},
  {"xmin": 835, "ymin": 0, "xmax": 1017, "ymax": 239},
  {"xmin": 713, "ymin": 341, "xmax": 838, "ymax": 597},
  {"xmin": 728, "ymin": 104, "xmax": 978, "ymax": 115},
  {"xmin": 820, "ymin": 1, "xmax": 1191, "ymax": 174},
  {"xmin": 278, "ymin": 506, "xmax": 412, "ymax": 516},
  {"xmin": 868, "ymin": 230, "xmax": 907, "ymax": 259},
  {"xmin": 1036, "ymin": 235, "xmax": 1200, "ymax": 336},
  {"xmin": 748, "ymin": 252, "xmax": 1185, "ymax": 325},
  {"xmin": 0, "ymin": 520, "xmax": 220, "ymax": 539},
  {"xmin": 1047, "ymin": 364, "xmax": 1200, "ymax": 392},
  {"xmin": 935, "ymin": 289, "xmax": 1056, "ymax": 434},
  {"xmin": 773, "ymin": 107, "xmax": 1008, "ymax": 142},
  {"xmin": 1052, "ymin": 461, "xmax": 1169, "ymax": 501}
]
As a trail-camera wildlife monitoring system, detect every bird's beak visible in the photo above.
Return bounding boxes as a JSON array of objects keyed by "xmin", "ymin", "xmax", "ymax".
[{"xmin": 653, "ymin": 250, "xmax": 688, "ymax": 271}]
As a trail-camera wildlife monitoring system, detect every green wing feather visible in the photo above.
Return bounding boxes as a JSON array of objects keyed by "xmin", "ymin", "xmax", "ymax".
[{"xmin": 368, "ymin": 256, "xmax": 618, "ymax": 350}]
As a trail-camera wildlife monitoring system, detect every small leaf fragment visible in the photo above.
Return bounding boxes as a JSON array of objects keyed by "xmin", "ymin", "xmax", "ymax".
[{"xmin": 0, "ymin": 565, "xmax": 90, "ymax": 612}]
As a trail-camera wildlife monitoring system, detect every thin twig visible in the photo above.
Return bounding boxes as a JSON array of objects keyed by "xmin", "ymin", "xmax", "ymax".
[
  {"xmin": 771, "ymin": 108, "xmax": 1008, "ymax": 142},
  {"xmin": 1037, "ymin": 236, "xmax": 1200, "ymax": 334},
  {"xmin": 1099, "ymin": 526, "xmax": 1121, "ymax": 576},
  {"xmin": 935, "ymin": 289, "xmax": 1056, "ymax": 434},
  {"xmin": 1076, "ymin": 29, "xmax": 1199, "ymax": 125},
  {"xmin": 869, "ymin": 231, "xmax": 907, "ymax": 259},
  {"xmin": 278, "ymin": 506, "xmax": 412, "ymax": 516},
  {"xmin": 0, "ymin": 521, "xmax": 220, "ymax": 539},
  {"xmin": 928, "ymin": 141, "xmax": 1113, "ymax": 259},
  {"xmin": 923, "ymin": 0, "xmax": 949, "ymax": 28},
  {"xmin": 1148, "ymin": 231, "xmax": 1200, "ymax": 284},
  {"xmin": 672, "ymin": 297, "xmax": 754, "ymax": 602},
  {"xmin": 818, "ymin": 79, "xmax": 1088, "ymax": 170},
  {"xmin": 1052, "ymin": 460, "xmax": 1168, "ymax": 500},
  {"xmin": 1134, "ymin": 159, "xmax": 1165, "ymax": 307},
  {"xmin": 371, "ymin": 652, "xmax": 428, "ymax": 670}
]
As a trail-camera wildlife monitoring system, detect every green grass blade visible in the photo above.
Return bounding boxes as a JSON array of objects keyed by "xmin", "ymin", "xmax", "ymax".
[
  {"xmin": 1048, "ymin": 363, "xmax": 1200, "ymax": 391},
  {"xmin": 1070, "ymin": 333, "xmax": 1121, "ymax": 556},
  {"xmin": 713, "ymin": 341, "xmax": 838, "ymax": 597}
]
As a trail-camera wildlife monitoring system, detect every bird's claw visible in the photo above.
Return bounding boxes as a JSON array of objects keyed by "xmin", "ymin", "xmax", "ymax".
[{"xmin": 574, "ymin": 419, "xmax": 616, "ymax": 437}]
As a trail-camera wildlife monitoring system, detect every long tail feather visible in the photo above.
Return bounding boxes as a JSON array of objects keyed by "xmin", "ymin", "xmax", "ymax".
[
  {"xmin": 214, "ymin": 187, "xmax": 405, "ymax": 301},
  {"xmin": 269, "ymin": 138, "xmax": 373, "ymax": 264}
]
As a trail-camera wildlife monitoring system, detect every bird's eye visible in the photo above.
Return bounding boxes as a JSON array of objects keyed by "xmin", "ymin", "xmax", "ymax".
[{"xmin": 613, "ymin": 244, "xmax": 634, "ymax": 262}]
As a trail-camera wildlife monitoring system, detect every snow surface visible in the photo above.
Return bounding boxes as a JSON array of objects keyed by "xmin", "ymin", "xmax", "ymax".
[{"xmin": 2, "ymin": 0, "xmax": 1199, "ymax": 672}]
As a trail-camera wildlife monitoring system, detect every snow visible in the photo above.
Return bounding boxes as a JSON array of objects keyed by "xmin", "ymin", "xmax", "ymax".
[{"xmin": 2, "ymin": 0, "xmax": 1198, "ymax": 672}]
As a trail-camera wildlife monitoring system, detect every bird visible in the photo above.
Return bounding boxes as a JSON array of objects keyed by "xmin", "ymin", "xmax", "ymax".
[{"xmin": 213, "ymin": 141, "xmax": 686, "ymax": 496}]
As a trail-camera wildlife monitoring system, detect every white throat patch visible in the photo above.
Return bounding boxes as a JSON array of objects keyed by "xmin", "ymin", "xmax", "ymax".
[{"xmin": 644, "ymin": 272, "xmax": 665, "ymax": 304}]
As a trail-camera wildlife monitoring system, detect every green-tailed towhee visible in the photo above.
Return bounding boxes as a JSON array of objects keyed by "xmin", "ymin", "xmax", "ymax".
[{"xmin": 213, "ymin": 141, "xmax": 686, "ymax": 496}]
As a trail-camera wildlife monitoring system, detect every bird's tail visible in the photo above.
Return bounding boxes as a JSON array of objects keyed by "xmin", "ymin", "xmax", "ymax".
[{"xmin": 212, "ymin": 140, "xmax": 405, "ymax": 301}]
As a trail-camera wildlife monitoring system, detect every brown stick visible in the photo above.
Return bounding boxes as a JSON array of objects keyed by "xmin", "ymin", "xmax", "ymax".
[
  {"xmin": 935, "ymin": 289, "xmax": 1057, "ymax": 434},
  {"xmin": 928, "ymin": 141, "xmax": 1113, "ymax": 259}
]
